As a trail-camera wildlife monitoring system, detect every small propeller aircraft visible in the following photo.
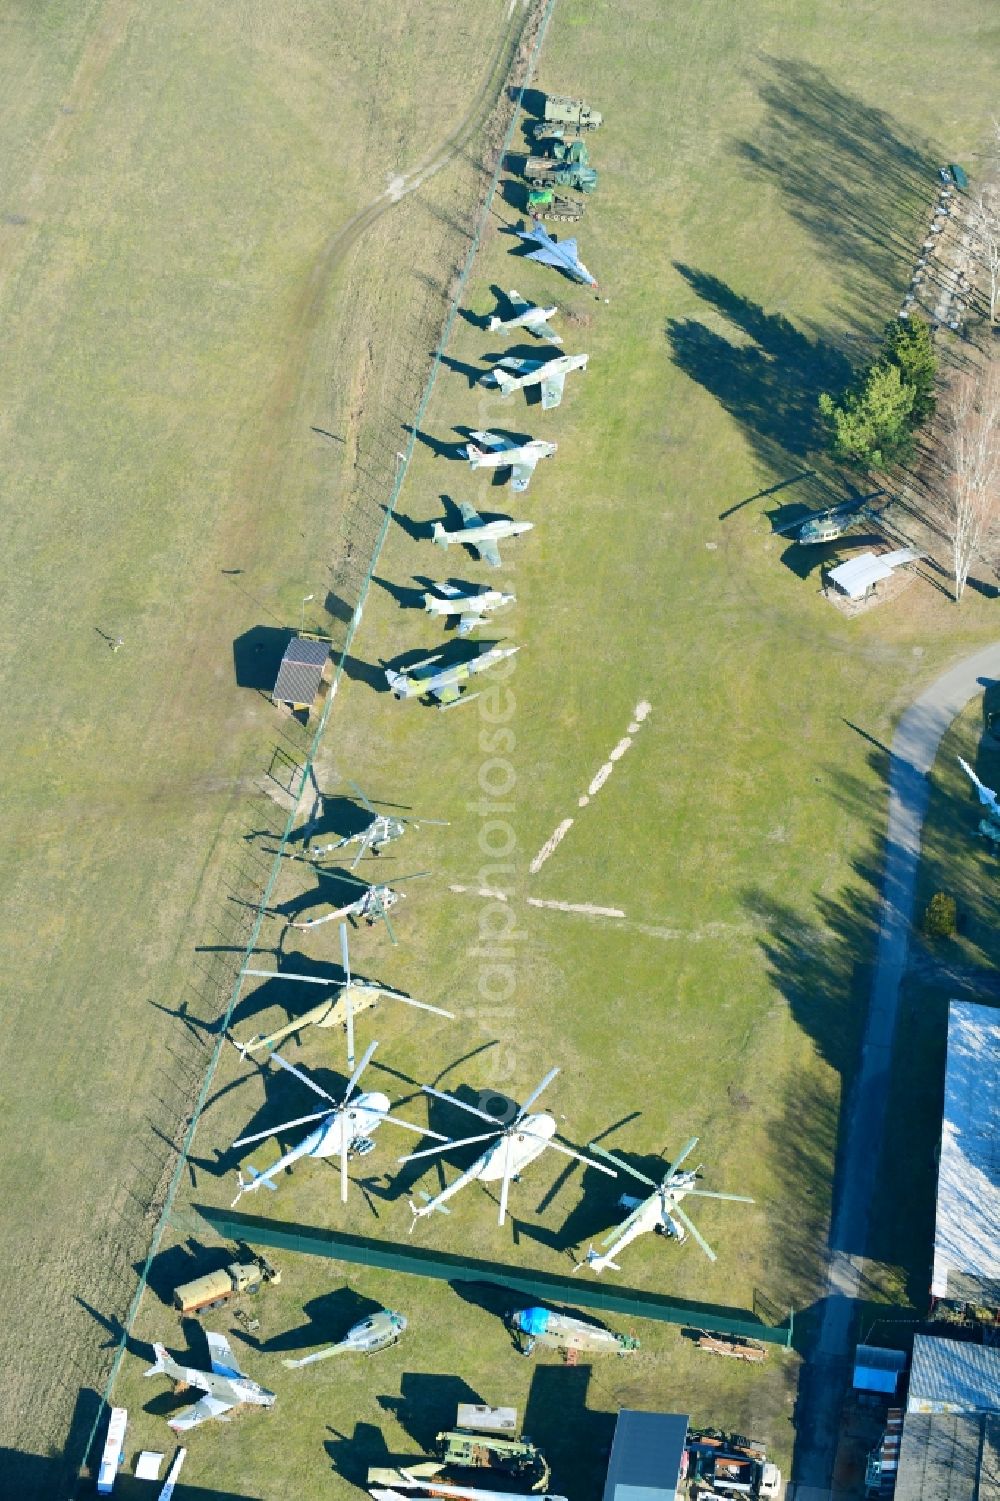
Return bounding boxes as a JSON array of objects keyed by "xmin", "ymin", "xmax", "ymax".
[
  {"xmin": 432, "ymin": 501, "xmax": 533, "ymax": 568},
  {"xmin": 305, "ymin": 780, "xmax": 448, "ymax": 868},
  {"xmin": 575, "ymin": 1136, "xmax": 753, "ymax": 1274},
  {"xmin": 483, "ymin": 353, "xmax": 588, "ymax": 410},
  {"xmin": 464, "ymin": 431, "xmax": 556, "ymax": 492},
  {"xmin": 231, "ymin": 1041, "xmax": 445, "ymax": 1205},
  {"xmin": 235, "ymin": 922, "xmax": 453, "ymax": 1064},
  {"xmin": 401, "ymin": 1067, "xmax": 615, "ymax": 1230},
  {"xmin": 487, "ymin": 289, "xmax": 563, "ymax": 344},
  {"xmin": 515, "ymin": 221, "xmax": 597, "ymax": 286},
  {"xmin": 772, "ymin": 491, "xmax": 886, "ymax": 544},
  {"xmin": 289, "ymin": 869, "xmax": 428, "ymax": 942},
  {"xmin": 423, "ymin": 582, "xmax": 516, "ymax": 635},
  {"xmin": 385, "ymin": 643, "xmax": 519, "ymax": 710},
  {"xmin": 145, "ymin": 1332, "xmax": 275, "ymax": 1431}
]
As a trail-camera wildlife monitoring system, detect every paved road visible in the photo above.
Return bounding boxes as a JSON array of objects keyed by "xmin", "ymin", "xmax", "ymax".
[{"xmin": 790, "ymin": 640, "xmax": 1000, "ymax": 1501}]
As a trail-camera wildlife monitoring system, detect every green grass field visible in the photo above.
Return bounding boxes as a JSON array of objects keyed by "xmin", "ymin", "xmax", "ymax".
[
  {"xmin": 4, "ymin": 0, "xmax": 1000, "ymax": 1496},
  {"xmin": 105, "ymin": 1, "xmax": 1000, "ymax": 1497},
  {"xmin": 0, "ymin": 1, "xmax": 528, "ymax": 1492}
]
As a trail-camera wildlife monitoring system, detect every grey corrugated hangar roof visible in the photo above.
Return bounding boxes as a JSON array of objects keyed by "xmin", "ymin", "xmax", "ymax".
[
  {"xmin": 272, "ymin": 635, "xmax": 330, "ymax": 707},
  {"xmin": 603, "ymin": 1410, "xmax": 690, "ymax": 1501},
  {"xmin": 895, "ymin": 1411, "xmax": 1000, "ymax": 1501}
]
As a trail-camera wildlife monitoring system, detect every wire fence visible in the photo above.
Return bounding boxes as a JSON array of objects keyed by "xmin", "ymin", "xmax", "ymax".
[{"xmin": 75, "ymin": 0, "xmax": 560, "ymax": 1486}]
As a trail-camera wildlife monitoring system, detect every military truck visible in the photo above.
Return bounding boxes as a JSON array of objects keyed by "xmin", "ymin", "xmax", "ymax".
[
  {"xmin": 527, "ymin": 189, "xmax": 584, "ymax": 222},
  {"xmin": 524, "ymin": 157, "xmax": 598, "ymax": 193},
  {"xmin": 172, "ymin": 1253, "xmax": 280, "ymax": 1315},
  {"xmin": 369, "ymin": 1405, "xmax": 551, "ymax": 1494},
  {"xmin": 543, "ymin": 94, "xmax": 603, "ymax": 130}
]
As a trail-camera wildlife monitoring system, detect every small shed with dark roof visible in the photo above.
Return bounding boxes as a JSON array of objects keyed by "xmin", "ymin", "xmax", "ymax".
[
  {"xmin": 603, "ymin": 1410, "xmax": 689, "ymax": 1501},
  {"xmin": 272, "ymin": 635, "xmax": 331, "ymax": 711}
]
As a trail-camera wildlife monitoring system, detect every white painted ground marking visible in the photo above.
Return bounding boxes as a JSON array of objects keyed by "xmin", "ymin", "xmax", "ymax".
[
  {"xmin": 449, "ymin": 883, "xmax": 509, "ymax": 902},
  {"xmin": 528, "ymin": 818, "xmax": 574, "ymax": 874},
  {"xmin": 527, "ymin": 898, "xmax": 626, "ymax": 919},
  {"xmin": 530, "ymin": 699, "xmax": 653, "ymax": 863}
]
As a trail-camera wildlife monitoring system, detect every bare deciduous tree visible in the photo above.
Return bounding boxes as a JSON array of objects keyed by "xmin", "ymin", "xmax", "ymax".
[
  {"xmin": 943, "ymin": 366, "xmax": 1000, "ymax": 601},
  {"xmin": 973, "ymin": 187, "xmax": 1000, "ymax": 324}
]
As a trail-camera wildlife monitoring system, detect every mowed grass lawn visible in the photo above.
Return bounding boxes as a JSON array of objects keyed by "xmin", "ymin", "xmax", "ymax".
[
  {"xmin": 109, "ymin": 1, "xmax": 1000, "ymax": 1498},
  {"xmin": 0, "ymin": 0, "xmax": 519, "ymax": 1492}
]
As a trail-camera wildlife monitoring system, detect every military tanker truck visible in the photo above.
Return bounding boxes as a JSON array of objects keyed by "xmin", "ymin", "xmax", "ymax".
[
  {"xmin": 524, "ymin": 157, "xmax": 598, "ymax": 193},
  {"xmin": 542, "ymin": 93, "xmax": 603, "ymax": 130},
  {"xmin": 172, "ymin": 1252, "xmax": 280, "ymax": 1315}
]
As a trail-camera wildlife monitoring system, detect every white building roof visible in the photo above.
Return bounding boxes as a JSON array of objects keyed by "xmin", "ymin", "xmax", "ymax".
[
  {"xmin": 908, "ymin": 1336, "xmax": 1000, "ymax": 1415},
  {"xmin": 931, "ymin": 1001, "xmax": 1000, "ymax": 1303},
  {"xmin": 828, "ymin": 548, "xmax": 921, "ymax": 599}
]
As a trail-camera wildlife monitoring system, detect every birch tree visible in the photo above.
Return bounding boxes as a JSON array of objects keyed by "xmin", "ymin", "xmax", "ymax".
[{"xmin": 944, "ymin": 367, "xmax": 1000, "ymax": 601}]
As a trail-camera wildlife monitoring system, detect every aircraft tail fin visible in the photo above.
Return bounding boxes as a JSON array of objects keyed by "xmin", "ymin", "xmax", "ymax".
[
  {"xmin": 487, "ymin": 316, "xmax": 501, "ymax": 332},
  {"xmin": 431, "ymin": 522, "xmax": 449, "ymax": 548},
  {"xmin": 231, "ymin": 1166, "xmax": 276, "ymax": 1207},
  {"xmin": 466, "ymin": 444, "xmax": 486, "ymax": 469},
  {"xmin": 493, "ymin": 369, "xmax": 517, "ymax": 397},
  {"xmin": 575, "ymin": 1244, "xmax": 618, "ymax": 1275},
  {"xmin": 145, "ymin": 1342, "xmax": 170, "ymax": 1377}
]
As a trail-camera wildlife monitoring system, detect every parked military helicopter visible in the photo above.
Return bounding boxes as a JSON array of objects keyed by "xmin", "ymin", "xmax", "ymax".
[
  {"xmin": 283, "ymin": 1308, "xmax": 407, "ymax": 1368},
  {"xmin": 401, "ymin": 1068, "xmax": 615, "ymax": 1230},
  {"xmin": 432, "ymin": 501, "xmax": 533, "ymax": 568},
  {"xmin": 772, "ymin": 491, "xmax": 886, "ymax": 544},
  {"xmin": 487, "ymin": 289, "xmax": 563, "ymax": 344},
  {"xmin": 575, "ymin": 1136, "xmax": 753, "ymax": 1274},
  {"xmin": 423, "ymin": 582, "xmax": 516, "ymax": 636},
  {"xmin": 289, "ymin": 868, "xmax": 428, "ymax": 942},
  {"xmin": 464, "ymin": 431, "xmax": 556, "ymax": 492},
  {"xmin": 145, "ymin": 1332, "xmax": 274, "ymax": 1431},
  {"xmin": 483, "ymin": 352, "xmax": 588, "ymax": 410},
  {"xmin": 304, "ymin": 780, "xmax": 448, "ymax": 869},
  {"xmin": 385, "ymin": 643, "xmax": 519, "ymax": 709},
  {"xmin": 231, "ymin": 1041, "xmax": 445, "ymax": 1205},
  {"xmin": 235, "ymin": 922, "xmax": 453, "ymax": 1066}
]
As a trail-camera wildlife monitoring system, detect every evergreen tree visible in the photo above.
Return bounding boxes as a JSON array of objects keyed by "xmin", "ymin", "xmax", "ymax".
[
  {"xmin": 819, "ymin": 361, "xmax": 916, "ymax": 471},
  {"xmin": 882, "ymin": 316, "xmax": 936, "ymax": 424}
]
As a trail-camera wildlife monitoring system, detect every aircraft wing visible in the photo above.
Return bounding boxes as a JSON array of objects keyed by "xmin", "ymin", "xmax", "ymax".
[
  {"xmin": 457, "ymin": 612, "xmax": 484, "ymax": 636},
  {"xmin": 510, "ymin": 456, "xmax": 537, "ymax": 488},
  {"xmin": 206, "ymin": 1332, "xmax": 244, "ymax": 1380},
  {"xmin": 169, "ymin": 1393, "xmax": 234, "ymax": 1430},
  {"xmin": 528, "ymin": 313, "xmax": 562, "ymax": 345},
  {"xmin": 458, "ymin": 501, "xmax": 483, "ymax": 528},
  {"xmin": 540, "ymin": 370, "xmax": 566, "ymax": 410},
  {"xmin": 474, "ymin": 536, "xmax": 502, "ymax": 569},
  {"xmin": 507, "ymin": 291, "xmax": 529, "ymax": 313},
  {"xmin": 432, "ymin": 682, "xmax": 464, "ymax": 705}
]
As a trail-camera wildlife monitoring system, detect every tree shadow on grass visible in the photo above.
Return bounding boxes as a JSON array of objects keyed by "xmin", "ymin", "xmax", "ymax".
[
  {"xmin": 667, "ymin": 264, "xmax": 852, "ymax": 483},
  {"xmin": 734, "ymin": 57, "xmax": 936, "ymax": 331}
]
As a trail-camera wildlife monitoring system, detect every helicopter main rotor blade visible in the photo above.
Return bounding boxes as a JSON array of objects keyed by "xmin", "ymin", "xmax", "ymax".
[
  {"xmin": 588, "ymin": 1143, "xmax": 658, "ymax": 1187},
  {"xmin": 340, "ymin": 1118, "xmax": 350, "ymax": 1204},
  {"xmin": 271, "ymin": 1051, "xmax": 340, "ymax": 1106},
  {"xmin": 233, "ymin": 1109, "xmax": 329, "ymax": 1148},
  {"xmin": 340, "ymin": 925, "xmax": 355, "ymax": 1068},
  {"xmin": 665, "ymin": 1136, "xmax": 699, "ymax": 1180},
  {"xmin": 347, "ymin": 778, "xmax": 379, "ymax": 818},
  {"xmin": 409, "ymin": 817, "xmax": 450, "ymax": 828},
  {"xmin": 497, "ymin": 1135, "xmax": 514, "ymax": 1227},
  {"xmin": 398, "ymin": 1129, "xmax": 499, "ymax": 1164},
  {"xmin": 383, "ymin": 907, "xmax": 398, "ymax": 946},
  {"xmin": 365, "ymin": 1109, "xmax": 450, "ymax": 1138},
  {"xmin": 387, "ymin": 871, "xmax": 430, "ymax": 885},
  {"xmin": 546, "ymin": 1138, "xmax": 618, "ymax": 1176},
  {"xmin": 674, "ymin": 1203, "xmax": 717, "ymax": 1262},
  {"xmin": 242, "ymin": 969, "xmax": 334, "ymax": 988},
  {"xmin": 685, "ymin": 1189, "xmax": 755, "ymax": 1203},
  {"xmin": 422, "ymin": 1085, "xmax": 501, "ymax": 1125},
  {"xmin": 516, "ymin": 1067, "xmax": 560, "ymax": 1119},
  {"xmin": 343, "ymin": 1039, "xmax": 378, "ymax": 1104},
  {"xmin": 385, "ymin": 992, "xmax": 455, "ymax": 1019}
]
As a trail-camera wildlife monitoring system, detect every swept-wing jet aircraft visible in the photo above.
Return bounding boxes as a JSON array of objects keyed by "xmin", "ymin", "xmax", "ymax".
[
  {"xmin": 487, "ymin": 289, "xmax": 563, "ymax": 344},
  {"xmin": 515, "ymin": 222, "xmax": 597, "ymax": 286},
  {"xmin": 423, "ymin": 582, "xmax": 515, "ymax": 635},
  {"xmin": 464, "ymin": 430, "xmax": 556, "ymax": 491},
  {"xmin": 484, "ymin": 354, "xmax": 588, "ymax": 410},
  {"xmin": 145, "ymin": 1333, "xmax": 275, "ymax": 1431},
  {"xmin": 431, "ymin": 501, "xmax": 532, "ymax": 568}
]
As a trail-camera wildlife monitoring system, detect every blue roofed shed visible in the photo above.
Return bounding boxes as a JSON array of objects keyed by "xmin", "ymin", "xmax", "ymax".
[
  {"xmin": 603, "ymin": 1410, "xmax": 690, "ymax": 1501},
  {"xmin": 855, "ymin": 1344, "xmax": 907, "ymax": 1394}
]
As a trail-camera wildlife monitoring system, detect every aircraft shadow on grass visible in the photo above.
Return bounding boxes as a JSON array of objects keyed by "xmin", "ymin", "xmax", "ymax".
[{"xmin": 249, "ymin": 1285, "xmax": 383, "ymax": 1356}]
